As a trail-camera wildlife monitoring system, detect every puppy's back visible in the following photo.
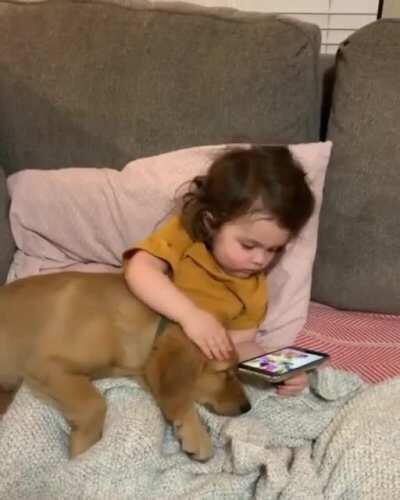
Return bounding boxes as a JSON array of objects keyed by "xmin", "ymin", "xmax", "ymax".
[{"xmin": 0, "ymin": 272, "xmax": 126, "ymax": 387}]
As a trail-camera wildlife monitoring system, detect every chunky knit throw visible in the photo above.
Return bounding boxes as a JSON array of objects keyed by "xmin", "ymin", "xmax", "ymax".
[{"xmin": 0, "ymin": 368, "xmax": 399, "ymax": 499}]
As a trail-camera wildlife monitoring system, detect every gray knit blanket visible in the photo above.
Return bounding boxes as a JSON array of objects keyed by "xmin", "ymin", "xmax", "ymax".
[{"xmin": 0, "ymin": 368, "xmax": 399, "ymax": 499}]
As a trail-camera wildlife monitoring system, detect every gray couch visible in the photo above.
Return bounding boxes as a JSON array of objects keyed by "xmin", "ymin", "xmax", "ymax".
[
  {"xmin": 1, "ymin": 1, "xmax": 400, "ymax": 494},
  {"xmin": 0, "ymin": 2, "xmax": 399, "ymax": 315}
]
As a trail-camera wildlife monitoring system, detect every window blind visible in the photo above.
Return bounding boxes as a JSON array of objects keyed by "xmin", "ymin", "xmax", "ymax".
[{"xmin": 158, "ymin": 0, "xmax": 380, "ymax": 54}]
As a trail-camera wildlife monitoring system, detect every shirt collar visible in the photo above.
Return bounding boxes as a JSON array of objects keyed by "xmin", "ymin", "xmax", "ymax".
[{"xmin": 183, "ymin": 241, "xmax": 261, "ymax": 292}]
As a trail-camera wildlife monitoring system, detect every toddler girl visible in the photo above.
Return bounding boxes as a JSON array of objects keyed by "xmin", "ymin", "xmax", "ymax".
[{"xmin": 124, "ymin": 146, "xmax": 315, "ymax": 396}]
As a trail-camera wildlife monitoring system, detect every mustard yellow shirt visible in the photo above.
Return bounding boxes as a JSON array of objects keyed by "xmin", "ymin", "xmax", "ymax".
[{"xmin": 124, "ymin": 216, "xmax": 267, "ymax": 329}]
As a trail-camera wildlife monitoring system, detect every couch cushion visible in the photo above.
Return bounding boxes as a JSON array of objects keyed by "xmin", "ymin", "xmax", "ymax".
[
  {"xmin": 0, "ymin": 0, "xmax": 320, "ymax": 173},
  {"xmin": 0, "ymin": 167, "xmax": 15, "ymax": 284},
  {"xmin": 312, "ymin": 19, "xmax": 400, "ymax": 314}
]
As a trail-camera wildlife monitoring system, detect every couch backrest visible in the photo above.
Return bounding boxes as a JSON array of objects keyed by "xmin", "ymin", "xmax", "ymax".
[
  {"xmin": 312, "ymin": 19, "xmax": 400, "ymax": 314},
  {"xmin": 0, "ymin": 0, "xmax": 321, "ymax": 174}
]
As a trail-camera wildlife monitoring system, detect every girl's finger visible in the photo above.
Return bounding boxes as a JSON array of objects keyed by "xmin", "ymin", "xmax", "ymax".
[
  {"xmin": 209, "ymin": 342, "xmax": 225, "ymax": 361},
  {"xmin": 280, "ymin": 383, "xmax": 303, "ymax": 391},
  {"xmin": 217, "ymin": 332, "xmax": 232, "ymax": 353},
  {"xmin": 276, "ymin": 388, "xmax": 297, "ymax": 397},
  {"xmin": 200, "ymin": 342, "xmax": 213, "ymax": 360},
  {"xmin": 219, "ymin": 341, "xmax": 232, "ymax": 359},
  {"xmin": 211, "ymin": 335, "xmax": 230, "ymax": 359},
  {"xmin": 277, "ymin": 384, "xmax": 305, "ymax": 396},
  {"xmin": 284, "ymin": 373, "xmax": 308, "ymax": 386}
]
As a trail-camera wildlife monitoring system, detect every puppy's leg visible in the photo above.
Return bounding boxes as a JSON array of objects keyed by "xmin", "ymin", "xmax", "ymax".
[
  {"xmin": 173, "ymin": 407, "xmax": 213, "ymax": 461},
  {"xmin": 151, "ymin": 392, "xmax": 213, "ymax": 461},
  {"xmin": 27, "ymin": 364, "xmax": 106, "ymax": 457},
  {"xmin": 144, "ymin": 325, "xmax": 213, "ymax": 461}
]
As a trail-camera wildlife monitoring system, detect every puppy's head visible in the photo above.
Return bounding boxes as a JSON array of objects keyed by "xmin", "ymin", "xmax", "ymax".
[
  {"xmin": 193, "ymin": 357, "xmax": 251, "ymax": 416},
  {"xmin": 145, "ymin": 324, "xmax": 250, "ymax": 417}
]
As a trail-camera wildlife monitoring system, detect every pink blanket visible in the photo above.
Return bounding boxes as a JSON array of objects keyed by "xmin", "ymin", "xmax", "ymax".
[{"xmin": 296, "ymin": 302, "xmax": 400, "ymax": 383}]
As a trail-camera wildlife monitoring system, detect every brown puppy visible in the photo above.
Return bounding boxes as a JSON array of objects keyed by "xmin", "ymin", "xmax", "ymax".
[{"xmin": 0, "ymin": 272, "xmax": 250, "ymax": 461}]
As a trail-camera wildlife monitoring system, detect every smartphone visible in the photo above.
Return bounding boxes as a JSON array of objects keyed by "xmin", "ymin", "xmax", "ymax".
[{"xmin": 238, "ymin": 346, "xmax": 330, "ymax": 383}]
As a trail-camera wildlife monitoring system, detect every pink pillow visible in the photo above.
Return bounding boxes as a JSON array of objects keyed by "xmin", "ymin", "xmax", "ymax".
[{"xmin": 7, "ymin": 142, "xmax": 331, "ymax": 347}]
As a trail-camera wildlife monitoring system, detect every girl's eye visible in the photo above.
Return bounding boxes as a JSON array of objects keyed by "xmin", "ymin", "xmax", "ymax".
[
  {"xmin": 241, "ymin": 242, "xmax": 255, "ymax": 250},
  {"xmin": 268, "ymin": 246, "xmax": 285, "ymax": 254}
]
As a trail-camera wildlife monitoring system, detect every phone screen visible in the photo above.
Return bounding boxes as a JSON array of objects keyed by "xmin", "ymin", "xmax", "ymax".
[{"xmin": 240, "ymin": 347, "xmax": 326, "ymax": 376}]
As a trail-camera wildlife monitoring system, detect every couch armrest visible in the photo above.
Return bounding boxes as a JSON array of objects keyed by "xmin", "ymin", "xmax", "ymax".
[{"xmin": 0, "ymin": 168, "xmax": 15, "ymax": 284}]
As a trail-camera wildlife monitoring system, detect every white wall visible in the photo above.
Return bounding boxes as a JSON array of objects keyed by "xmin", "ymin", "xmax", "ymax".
[
  {"xmin": 383, "ymin": 0, "xmax": 400, "ymax": 17},
  {"xmin": 157, "ymin": 0, "xmax": 380, "ymax": 53}
]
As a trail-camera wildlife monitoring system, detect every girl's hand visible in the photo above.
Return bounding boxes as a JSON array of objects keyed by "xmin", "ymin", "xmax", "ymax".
[
  {"xmin": 180, "ymin": 309, "xmax": 233, "ymax": 361},
  {"xmin": 276, "ymin": 371, "xmax": 309, "ymax": 397}
]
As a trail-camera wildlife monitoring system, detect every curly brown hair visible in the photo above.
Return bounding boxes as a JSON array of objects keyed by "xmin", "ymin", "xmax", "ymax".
[{"xmin": 179, "ymin": 146, "xmax": 315, "ymax": 245}]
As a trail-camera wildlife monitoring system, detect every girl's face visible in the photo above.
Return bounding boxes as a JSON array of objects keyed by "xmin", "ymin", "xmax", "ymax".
[{"xmin": 211, "ymin": 213, "xmax": 291, "ymax": 278}]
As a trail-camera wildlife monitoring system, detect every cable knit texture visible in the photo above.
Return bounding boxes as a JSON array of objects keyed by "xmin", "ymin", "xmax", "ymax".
[{"xmin": 0, "ymin": 367, "xmax": 399, "ymax": 498}]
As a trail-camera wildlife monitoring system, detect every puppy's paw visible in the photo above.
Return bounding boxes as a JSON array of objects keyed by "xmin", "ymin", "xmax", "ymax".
[
  {"xmin": 69, "ymin": 428, "xmax": 102, "ymax": 458},
  {"xmin": 175, "ymin": 422, "xmax": 213, "ymax": 462}
]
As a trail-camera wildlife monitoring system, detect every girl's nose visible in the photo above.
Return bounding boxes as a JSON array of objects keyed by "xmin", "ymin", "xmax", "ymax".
[{"xmin": 252, "ymin": 250, "xmax": 266, "ymax": 266}]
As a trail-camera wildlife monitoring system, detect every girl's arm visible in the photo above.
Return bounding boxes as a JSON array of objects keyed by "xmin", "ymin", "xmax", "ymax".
[
  {"xmin": 124, "ymin": 250, "xmax": 233, "ymax": 360},
  {"xmin": 125, "ymin": 250, "xmax": 193, "ymax": 324}
]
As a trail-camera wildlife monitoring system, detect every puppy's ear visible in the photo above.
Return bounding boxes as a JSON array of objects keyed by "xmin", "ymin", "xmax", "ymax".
[
  {"xmin": 161, "ymin": 343, "xmax": 202, "ymax": 398},
  {"xmin": 144, "ymin": 324, "xmax": 205, "ymax": 419}
]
